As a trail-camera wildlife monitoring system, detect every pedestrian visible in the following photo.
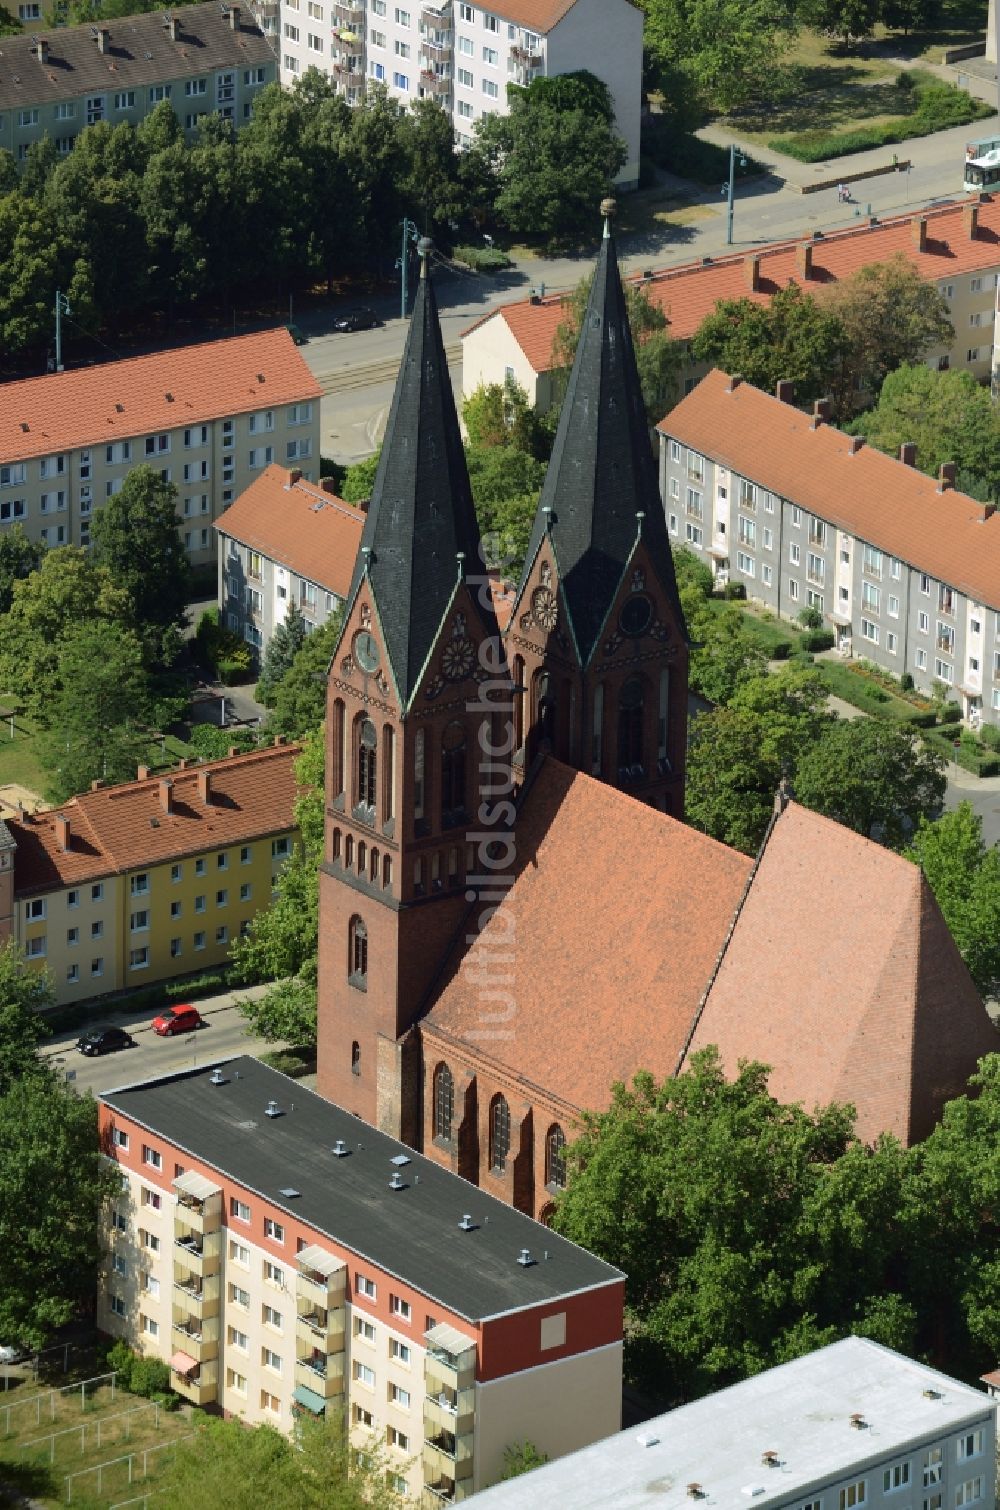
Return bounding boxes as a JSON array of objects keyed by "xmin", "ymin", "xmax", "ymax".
[{"xmin": 837, "ymin": 182, "xmax": 846, "ymax": 202}]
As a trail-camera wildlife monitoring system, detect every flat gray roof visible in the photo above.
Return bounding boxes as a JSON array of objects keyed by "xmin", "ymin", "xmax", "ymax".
[
  {"xmin": 100, "ymin": 1056, "xmax": 622, "ymax": 1324},
  {"xmin": 0, "ymin": 3, "xmax": 273, "ymax": 112},
  {"xmin": 475, "ymin": 1338, "xmax": 996, "ymax": 1509}
]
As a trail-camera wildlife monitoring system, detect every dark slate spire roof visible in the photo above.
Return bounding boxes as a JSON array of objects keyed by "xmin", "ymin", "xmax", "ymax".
[
  {"xmin": 347, "ymin": 244, "xmax": 494, "ymax": 706},
  {"xmin": 523, "ymin": 205, "xmax": 687, "ymax": 665}
]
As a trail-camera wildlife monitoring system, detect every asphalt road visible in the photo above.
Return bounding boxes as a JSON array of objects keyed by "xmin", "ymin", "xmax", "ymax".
[{"xmin": 39, "ymin": 985, "xmax": 292, "ymax": 1100}]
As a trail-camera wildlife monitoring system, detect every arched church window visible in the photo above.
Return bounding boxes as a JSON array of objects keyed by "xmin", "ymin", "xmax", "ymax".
[
  {"xmin": 490, "ymin": 1094, "xmax": 511, "ymax": 1175},
  {"xmin": 433, "ymin": 1062, "xmax": 455, "ymax": 1143},
  {"xmin": 441, "ymin": 721, "xmax": 467, "ymax": 828},
  {"xmin": 356, "ymin": 718, "xmax": 377, "ymax": 818},
  {"xmin": 617, "ymin": 677, "xmax": 645, "ymax": 781},
  {"xmin": 545, "ymin": 1124, "xmax": 567, "ymax": 1189},
  {"xmin": 348, "ymin": 916, "xmax": 367, "ymax": 989},
  {"xmin": 351, "ymin": 1040, "xmax": 361, "ymax": 1076}
]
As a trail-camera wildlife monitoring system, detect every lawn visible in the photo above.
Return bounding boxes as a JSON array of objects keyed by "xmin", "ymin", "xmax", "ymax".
[{"xmin": 0, "ymin": 1375, "xmax": 196, "ymax": 1509}]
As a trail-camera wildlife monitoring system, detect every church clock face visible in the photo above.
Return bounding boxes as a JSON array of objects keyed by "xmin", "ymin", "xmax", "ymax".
[
  {"xmin": 442, "ymin": 636, "xmax": 476, "ymax": 681},
  {"xmin": 353, "ymin": 630, "xmax": 381, "ymax": 673},
  {"xmin": 532, "ymin": 585, "xmax": 558, "ymax": 632},
  {"xmin": 620, "ymin": 594, "xmax": 653, "ymax": 637}
]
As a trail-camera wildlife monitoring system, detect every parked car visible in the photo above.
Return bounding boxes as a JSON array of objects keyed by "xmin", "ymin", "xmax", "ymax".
[
  {"xmin": 0, "ymin": 1343, "xmax": 28, "ymax": 1364},
  {"xmin": 151, "ymin": 1004, "xmax": 204, "ymax": 1037},
  {"xmin": 332, "ymin": 308, "xmax": 380, "ymax": 333},
  {"xmin": 76, "ymin": 1026, "xmax": 136, "ymax": 1057}
]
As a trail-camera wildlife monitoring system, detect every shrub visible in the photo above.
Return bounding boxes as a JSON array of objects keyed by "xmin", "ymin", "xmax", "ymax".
[
  {"xmin": 979, "ymin": 722, "xmax": 1000, "ymax": 751},
  {"xmin": 771, "ymin": 82, "xmax": 990, "ymax": 162},
  {"xmin": 938, "ymin": 702, "xmax": 962, "ymax": 724},
  {"xmin": 801, "ymin": 629, "xmax": 835, "ymax": 652},
  {"xmin": 186, "ymin": 725, "xmax": 256, "ymax": 760},
  {"xmin": 152, "ymin": 1391, "xmax": 182, "ymax": 1411},
  {"xmin": 723, "ymin": 581, "xmax": 747, "ymax": 600},
  {"xmin": 905, "ymin": 709, "xmax": 939, "ymax": 730},
  {"xmin": 218, "ymin": 655, "xmax": 252, "ymax": 686},
  {"xmin": 797, "ymin": 606, "xmax": 823, "ymax": 630},
  {"xmin": 106, "ymin": 1340, "xmax": 136, "ymax": 1381},
  {"xmin": 900, "ymin": 672, "xmax": 914, "ymax": 691},
  {"xmin": 642, "ymin": 122, "xmax": 762, "ymax": 184},
  {"xmin": 129, "ymin": 1356, "xmax": 171, "ymax": 1398},
  {"xmin": 770, "ymin": 639, "xmax": 793, "ymax": 660},
  {"xmin": 453, "ymin": 244, "xmax": 513, "ymax": 273}
]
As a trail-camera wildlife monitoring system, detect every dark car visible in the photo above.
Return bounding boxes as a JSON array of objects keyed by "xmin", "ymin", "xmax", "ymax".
[
  {"xmin": 76, "ymin": 1026, "xmax": 136, "ymax": 1057},
  {"xmin": 151, "ymin": 1004, "xmax": 205, "ymax": 1037},
  {"xmin": 332, "ymin": 309, "xmax": 380, "ymax": 333}
]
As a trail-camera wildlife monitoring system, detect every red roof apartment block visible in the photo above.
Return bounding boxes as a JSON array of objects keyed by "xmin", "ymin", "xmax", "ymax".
[{"xmin": 214, "ymin": 465, "xmax": 364, "ymax": 599}]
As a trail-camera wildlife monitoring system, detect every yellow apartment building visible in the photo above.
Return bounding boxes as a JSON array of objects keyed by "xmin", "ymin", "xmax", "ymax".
[{"xmin": 10, "ymin": 741, "xmax": 300, "ymax": 1006}]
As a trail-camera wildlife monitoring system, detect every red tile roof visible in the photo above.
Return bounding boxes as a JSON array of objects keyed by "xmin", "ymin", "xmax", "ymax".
[
  {"xmin": 487, "ymin": 0, "xmax": 576, "ymax": 30},
  {"xmin": 688, "ymin": 802, "xmax": 998, "ymax": 1144},
  {"xmin": 0, "ymin": 330, "xmax": 321, "ymax": 463},
  {"xmin": 661, "ymin": 368, "xmax": 1000, "ymax": 611},
  {"xmin": 214, "ymin": 465, "xmax": 363, "ymax": 597},
  {"xmin": 423, "ymin": 758, "xmax": 754, "ymax": 1111},
  {"xmin": 12, "ymin": 743, "xmax": 300, "ymax": 893},
  {"xmin": 464, "ymin": 196, "xmax": 999, "ymax": 375}
]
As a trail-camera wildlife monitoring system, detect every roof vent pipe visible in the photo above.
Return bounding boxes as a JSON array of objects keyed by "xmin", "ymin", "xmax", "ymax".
[
  {"xmin": 389, "ymin": 1170, "xmax": 405, "ymax": 1190},
  {"xmin": 265, "ymin": 1099, "xmax": 282, "ymax": 1118},
  {"xmin": 332, "ymin": 1138, "xmax": 349, "ymax": 1156},
  {"xmin": 458, "ymin": 1214, "xmax": 474, "ymax": 1231},
  {"xmin": 209, "ymin": 1068, "xmax": 226, "ymax": 1085},
  {"xmin": 517, "ymin": 1247, "xmax": 535, "ymax": 1267}
]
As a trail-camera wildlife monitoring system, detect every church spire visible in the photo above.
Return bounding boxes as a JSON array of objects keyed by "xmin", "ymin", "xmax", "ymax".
[
  {"xmin": 521, "ymin": 198, "xmax": 686, "ymax": 666},
  {"xmin": 347, "ymin": 237, "xmax": 490, "ymax": 707}
]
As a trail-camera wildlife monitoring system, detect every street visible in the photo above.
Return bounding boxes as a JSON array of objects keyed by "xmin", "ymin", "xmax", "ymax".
[{"xmin": 38, "ymin": 984, "xmax": 296, "ymax": 1100}]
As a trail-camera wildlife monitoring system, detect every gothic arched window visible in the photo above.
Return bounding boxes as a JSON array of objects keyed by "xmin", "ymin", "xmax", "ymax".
[
  {"xmin": 441, "ymin": 721, "xmax": 467, "ymax": 828},
  {"xmin": 356, "ymin": 718, "xmax": 377, "ymax": 817},
  {"xmin": 490, "ymin": 1093, "xmax": 511, "ymax": 1175},
  {"xmin": 433, "ymin": 1062, "xmax": 455, "ymax": 1143},
  {"xmin": 617, "ymin": 677, "xmax": 645, "ymax": 781},
  {"xmin": 348, "ymin": 916, "xmax": 367, "ymax": 988},
  {"xmin": 351, "ymin": 1040, "xmax": 361, "ymax": 1076},
  {"xmin": 545, "ymin": 1124, "xmax": 567, "ymax": 1189}
]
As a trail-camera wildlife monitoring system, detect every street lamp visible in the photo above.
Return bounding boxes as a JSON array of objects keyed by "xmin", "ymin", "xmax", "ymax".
[
  {"xmin": 720, "ymin": 144, "xmax": 748, "ymax": 246},
  {"xmin": 397, "ymin": 217, "xmax": 421, "ymax": 320}
]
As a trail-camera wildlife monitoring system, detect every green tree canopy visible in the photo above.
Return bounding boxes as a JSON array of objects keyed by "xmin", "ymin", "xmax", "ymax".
[
  {"xmin": 640, "ymin": 0, "xmax": 797, "ymax": 110},
  {"xmin": 269, "ymin": 612, "xmax": 343, "ymax": 741},
  {"xmin": 0, "ymin": 940, "xmax": 52, "ymax": 1097},
  {"xmin": 685, "ymin": 704, "xmax": 784, "ymax": 853},
  {"xmin": 688, "ymin": 607, "xmax": 769, "ymax": 706},
  {"xmin": 852, "ymin": 364, "xmax": 1000, "ymax": 500},
  {"xmin": 256, "ymin": 604, "xmax": 308, "ymax": 709},
  {"xmin": 89, "ymin": 464, "xmax": 191, "ymax": 665},
  {"xmin": 0, "ymin": 525, "xmax": 44, "ymax": 616},
  {"xmin": 466, "ymin": 444, "xmax": 546, "ymax": 576},
  {"xmin": 462, "ymin": 378, "xmax": 548, "ymax": 458},
  {"xmin": 793, "ymin": 716, "xmax": 946, "ymax": 848},
  {"xmin": 905, "ymin": 802, "xmax": 1000, "ymax": 995},
  {"xmin": 341, "ymin": 450, "xmax": 381, "ymax": 505},
  {"xmin": 691, "ymin": 284, "xmax": 848, "ymax": 411}
]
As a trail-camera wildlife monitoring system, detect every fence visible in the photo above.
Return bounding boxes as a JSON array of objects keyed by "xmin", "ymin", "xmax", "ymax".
[
  {"xmin": 0, "ymin": 1370, "xmax": 117, "ymax": 1435},
  {"xmin": 65, "ymin": 1433, "xmax": 193, "ymax": 1503},
  {"xmin": 19, "ymin": 1400, "xmax": 164, "ymax": 1465}
]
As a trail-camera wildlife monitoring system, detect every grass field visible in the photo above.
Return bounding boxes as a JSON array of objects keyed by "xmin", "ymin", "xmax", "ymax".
[{"xmin": 0, "ymin": 1375, "xmax": 195, "ymax": 1509}]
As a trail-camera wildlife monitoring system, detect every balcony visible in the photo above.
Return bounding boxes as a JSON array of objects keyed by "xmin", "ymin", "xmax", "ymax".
[
  {"xmin": 296, "ymin": 1246, "xmax": 347, "ymax": 1308},
  {"xmin": 421, "ymin": 3, "xmax": 452, "ymax": 26},
  {"xmin": 420, "ymin": 35, "xmax": 452, "ymax": 58},
  {"xmin": 510, "ymin": 42, "xmax": 541, "ymax": 64},
  {"xmin": 332, "ymin": 59, "xmax": 363, "ymax": 81},
  {"xmin": 171, "ymin": 1358, "xmax": 218, "ymax": 1407},
  {"xmin": 424, "ymin": 1387, "xmax": 475, "ymax": 1439},
  {"xmin": 173, "ymin": 1270, "xmax": 220, "ymax": 1320},
  {"xmin": 171, "ymin": 1311, "xmax": 219, "ymax": 1364},
  {"xmin": 172, "ymin": 1171, "xmax": 222, "ymax": 1237},
  {"xmin": 173, "ymin": 1225, "xmax": 221, "ymax": 1278},
  {"xmin": 333, "ymin": 0, "xmax": 363, "ymax": 22},
  {"xmin": 422, "ymin": 1480, "xmax": 473, "ymax": 1506},
  {"xmin": 423, "ymin": 1433, "xmax": 474, "ymax": 1478},
  {"xmin": 296, "ymin": 1305, "xmax": 346, "ymax": 1351},
  {"xmin": 937, "ymin": 637, "xmax": 956, "ymax": 655},
  {"xmin": 420, "ymin": 69, "xmax": 451, "ymax": 95},
  {"xmin": 294, "ymin": 1351, "xmax": 345, "ymax": 1399}
]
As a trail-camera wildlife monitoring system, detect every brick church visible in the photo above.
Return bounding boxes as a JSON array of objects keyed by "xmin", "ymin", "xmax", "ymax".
[{"xmin": 315, "ymin": 206, "xmax": 997, "ymax": 1220}]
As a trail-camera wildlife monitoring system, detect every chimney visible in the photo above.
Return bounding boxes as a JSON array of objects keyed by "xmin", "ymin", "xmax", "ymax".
[
  {"xmin": 899, "ymin": 442, "xmax": 917, "ymax": 466},
  {"xmin": 165, "ymin": 12, "xmax": 178, "ymax": 38},
  {"xmin": 810, "ymin": 397, "xmax": 832, "ymax": 429},
  {"xmin": 937, "ymin": 461, "xmax": 956, "ymax": 492},
  {"xmin": 228, "ymin": 2, "xmax": 240, "ymax": 26},
  {"xmin": 137, "ymin": 763, "xmax": 149, "ymax": 781},
  {"xmin": 964, "ymin": 201, "xmax": 980, "ymax": 239},
  {"xmin": 773, "ymin": 776, "xmax": 793, "ymax": 815},
  {"xmin": 90, "ymin": 779, "xmax": 101, "ymax": 792},
  {"xmin": 848, "ymin": 435, "xmax": 864, "ymax": 455},
  {"xmin": 178, "ymin": 758, "xmax": 188, "ymax": 770},
  {"xmin": 96, "ymin": 25, "xmax": 110, "ymax": 51},
  {"xmin": 54, "ymin": 813, "xmax": 71, "ymax": 851},
  {"xmin": 197, "ymin": 770, "xmax": 213, "ymax": 805},
  {"xmin": 910, "ymin": 216, "xmax": 927, "ymax": 251},
  {"xmin": 288, "ymin": 468, "xmax": 302, "ymax": 486},
  {"xmin": 34, "ymin": 36, "xmax": 48, "ymax": 62},
  {"xmin": 319, "ymin": 477, "xmax": 340, "ymax": 496},
  {"xmin": 982, "ymin": 503, "xmax": 997, "ymax": 521},
  {"xmin": 744, "ymin": 254, "xmax": 761, "ymax": 292},
  {"xmin": 726, "ymin": 374, "xmax": 742, "ymax": 393},
  {"xmin": 795, "ymin": 240, "xmax": 813, "ymax": 280},
  {"xmin": 355, "ymin": 496, "xmax": 370, "ymax": 514},
  {"xmin": 273, "ymin": 734, "xmax": 287, "ymax": 747},
  {"xmin": 228, "ymin": 745, "xmax": 239, "ymax": 757},
  {"xmin": 158, "ymin": 777, "xmax": 173, "ymax": 814},
  {"xmin": 775, "ymin": 379, "xmax": 795, "ymax": 404}
]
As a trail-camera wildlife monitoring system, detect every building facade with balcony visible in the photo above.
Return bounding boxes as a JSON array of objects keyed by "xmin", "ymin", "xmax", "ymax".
[
  {"xmin": 0, "ymin": 330, "xmax": 320, "ymax": 570},
  {"xmin": 274, "ymin": 0, "xmax": 642, "ymax": 188},
  {"xmin": 0, "ymin": 3, "xmax": 275, "ymax": 163},
  {"xmin": 474, "ymin": 1337, "xmax": 998, "ymax": 1510},
  {"xmin": 658, "ymin": 369, "xmax": 1000, "ymax": 727},
  {"xmin": 98, "ymin": 1055, "xmax": 625, "ymax": 1503},
  {"xmin": 9, "ymin": 742, "xmax": 300, "ymax": 1006},
  {"xmin": 214, "ymin": 464, "xmax": 364, "ymax": 662}
]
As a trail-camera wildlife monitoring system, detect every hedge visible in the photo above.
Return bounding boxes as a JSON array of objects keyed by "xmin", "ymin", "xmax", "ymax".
[
  {"xmin": 642, "ymin": 124, "xmax": 763, "ymax": 185},
  {"xmin": 923, "ymin": 727, "xmax": 1000, "ymax": 777},
  {"xmin": 801, "ymin": 629, "xmax": 835, "ymax": 652},
  {"xmin": 453, "ymin": 244, "xmax": 513, "ymax": 273},
  {"xmin": 772, "ymin": 81, "xmax": 991, "ymax": 163}
]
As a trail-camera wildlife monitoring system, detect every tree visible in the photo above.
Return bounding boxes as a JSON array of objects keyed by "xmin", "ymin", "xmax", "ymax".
[
  {"xmin": 793, "ymin": 717, "xmax": 946, "ymax": 848},
  {"xmin": 466, "ymin": 444, "xmax": 546, "ymax": 575},
  {"xmin": 233, "ymin": 734, "xmax": 323, "ymax": 1047},
  {"xmin": 552, "ymin": 271, "xmax": 684, "ymax": 424},
  {"xmin": 798, "ymin": 0, "xmax": 879, "ymax": 45},
  {"xmin": 499, "ymin": 1442, "xmax": 550, "ymax": 1481},
  {"xmin": 35, "ymin": 622, "xmax": 155, "ymax": 802},
  {"xmin": 0, "ymin": 189, "xmax": 93, "ymax": 356},
  {"xmin": 641, "ymin": 0, "xmax": 797, "ymax": 111},
  {"xmin": 0, "ymin": 526, "xmax": 44, "ymax": 616},
  {"xmin": 0, "ymin": 1078, "xmax": 119, "ymax": 1350},
  {"xmin": 689, "ymin": 608, "xmax": 769, "ymax": 706},
  {"xmin": 905, "ymin": 802, "xmax": 1000, "ymax": 995},
  {"xmin": 89, "ymin": 464, "xmax": 191, "ymax": 665},
  {"xmin": 0, "ymin": 548, "xmax": 132, "ymax": 720},
  {"xmin": 462, "ymin": 378, "xmax": 547, "ymax": 458},
  {"xmin": 552, "ymin": 1049, "xmax": 912, "ymax": 1400},
  {"xmin": 397, "ymin": 97, "xmax": 465, "ymax": 238},
  {"xmin": 852, "ymin": 365, "xmax": 1000, "ymax": 500},
  {"xmin": 691, "ymin": 284, "xmax": 848, "ymax": 412},
  {"xmin": 0, "ymin": 940, "xmax": 52, "ymax": 1097},
  {"xmin": 341, "ymin": 450, "xmax": 381, "ymax": 504},
  {"xmin": 472, "ymin": 73, "xmax": 626, "ymax": 244},
  {"xmin": 256, "ymin": 605, "xmax": 308, "ymax": 708},
  {"xmin": 148, "ymin": 1411, "xmax": 404, "ymax": 1510},
  {"xmin": 269, "ymin": 613, "xmax": 343, "ymax": 741},
  {"xmin": 685, "ymin": 705, "xmax": 783, "ymax": 853},
  {"xmin": 822, "ymin": 256, "xmax": 953, "ymax": 419}
]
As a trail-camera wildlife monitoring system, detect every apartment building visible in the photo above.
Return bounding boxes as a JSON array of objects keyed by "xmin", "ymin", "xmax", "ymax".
[
  {"xmin": 462, "ymin": 195, "xmax": 1000, "ymax": 412},
  {"xmin": 275, "ymin": 0, "xmax": 641, "ymax": 187},
  {"xmin": 475, "ymin": 1336, "xmax": 998, "ymax": 1510},
  {"xmin": 215, "ymin": 464, "xmax": 363, "ymax": 661},
  {"xmin": 98, "ymin": 1056, "xmax": 625, "ymax": 1502},
  {"xmin": 9, "ymin": 742, "xmax": 299, "ymax": 1006},
  {"xmin": 0, "ymin": 3, "xmax": 275, "ymax": 162},
  {"xmin": 0, "ymin": 330, "xmax": 320, "ymax": 569},
  {"xmin": 659, "ymin": 369, "xmax": 1000, "ymax": 727}
]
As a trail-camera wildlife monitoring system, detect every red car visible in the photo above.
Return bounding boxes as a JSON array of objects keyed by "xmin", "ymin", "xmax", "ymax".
[{"xmin": 151, "ymin": 1004, "xmax": 204, "ymax": 1037}]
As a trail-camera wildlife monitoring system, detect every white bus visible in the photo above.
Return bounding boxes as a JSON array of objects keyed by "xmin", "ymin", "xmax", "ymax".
[{"xmin": 964, "ymin": 136, "xmax": 1000, "ymax": 191}]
